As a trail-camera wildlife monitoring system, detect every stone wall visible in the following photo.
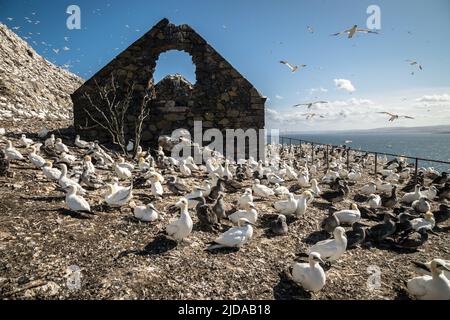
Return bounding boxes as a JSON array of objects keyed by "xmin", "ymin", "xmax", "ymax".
[{"xmin": 71, "ymin": 18, "xmax": 266, "ymax": 151}]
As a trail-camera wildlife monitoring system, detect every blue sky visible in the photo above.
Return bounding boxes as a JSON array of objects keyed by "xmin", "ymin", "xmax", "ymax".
[{"xmin": 1, "ymin": 0, "xmax": 449, "ymax": 131}]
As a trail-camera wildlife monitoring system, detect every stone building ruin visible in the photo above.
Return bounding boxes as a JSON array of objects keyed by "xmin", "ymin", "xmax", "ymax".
[{"xmin": 71, "ymin": 18, "xmax": 266, "ymax": 155}]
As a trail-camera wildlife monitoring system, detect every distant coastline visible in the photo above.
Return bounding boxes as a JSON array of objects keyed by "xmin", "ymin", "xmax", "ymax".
[{"xmin": 279, "ymin": 125, "xmax": 450, "ymax": 135}]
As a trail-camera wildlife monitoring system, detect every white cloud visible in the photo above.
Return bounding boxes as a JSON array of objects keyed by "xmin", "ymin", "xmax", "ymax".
[
  {"xmin": 416, "ymin": 94, "xmax": 450, "ymax": 102},
  {"xmin": 334, "ymin": 79, "xmax": 355, "ymax": 93},
  {"xmin": 308, "ymin": 87, "xmax": 328, "ymax": 95},
  {"xmin": 275, "ymin": 95, "xmax": 284, "ymax": 100}
]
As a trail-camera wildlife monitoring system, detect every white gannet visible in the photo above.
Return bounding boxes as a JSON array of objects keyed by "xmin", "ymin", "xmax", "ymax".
[
  {"xmin": 295, "ymin": 191, "xmax": 313, "ymax": 216},
  {"xmin": 348, "ymin": 170, "xmax": 362, "ymax": 182},
  {"xmin": 105, "ymin": 183, "xmax": 133, "ymax": 207},
  {"xmin": 228, "ymin": 202, "xmax": 258, "ymax": 225},
  {"xmin": 132, "ymin": 202, "xmax": 159, "ymax": 222},
  {"xmin": 186, "ymin": 186, "xmax": 205, "ymax": 209},
  {"xmin": 401, "ymin": 185, "xmax": 423, "ymax": 204},
  {"xmin": 274, "ymin": 193, "xmax": 297, "ymax": 215},
  {"xmin": 4, "ymin": 140, "xmax": 24, "ymax": 161},
  {"xmin": 0, "ymin": 128, "xmax": 5, "ymax": 136},
  {"xmin": 422, "ymin": 186, "xmax": 437, "ymax": 201},
  {"xmin": 42, "ymin": 161, "xmax": 61, "ymax": 181},
  {"xmin": 223, "ymin": 159, "xmax": 233, "ymax": 179},
  {"xmin": 407, "ymin": 259, "xmax": 450, "ymax": 300},
  {"xmin": 298, "ymin": 172, "xmax": 310, "ymax": 187},
  {"xmin": 59, "ymin": 151, "xmax": 76, "ymax": 165},
  {"xmin": 28, "ymin": 145, "xmax": 46, "ymax": 168},
  {"xmin": 147, "ymin": 173, "xmax": 164, "ymax": 198},
  {"xmin": 333, "ymin": 203, "xmax": 361, "ymax": 225},
  {"xmin": 274, "ymin": 183, "xmax": 290, "ymax": 196},
  {"xmin": 412, "ymin": 259, "xmax": 450, "ymax": 280},
  {"xmin": 113, "ymin": 163, "xmax": 132, "ymax": 180},
  {"xmin": 165, "ymin": 198, "xmax": 193, "ymax": 242},
  {"xmin": 208, "ymin": 218, "xmax": 255, "ymax": 250},
  {"xmin": 308, "ymin": 226, "xmax": 347, "ymax": 262},
  {"xmin": 117, "ymin": 156, "xmax": 134, "ymax": 171},
  {"xmin": 331, "ymin": 25, "xmax": 379, "ymax": 38},
  {"xmin": 411, "ymin": 211, "xmax": 435, "ymax": 231},
  {"xmin": 368, "ymin": 194, "xmax": 381, "ymax": 209},
  {"xmin": 64, "ymin": 185, "xmax": 91, "ymax": 213},
  {"xmin": 237, "ymin": 188, "xmax": 254, "ymax": 209},
  {"xmin": 267, "ymin": 172, "xmax": 284, "ymax": 185},
  {"xmin": 75, "ymin": 135, "xmax": 89, "ymax": 148},
  {"xmin": 292, "ymin": 252, "xmax": 326, "ymax": 293},
  {"xmin": 54, "ymin": 138, "xmax": 69, "ymax": 153},
  {"xmin": 83, "ymin": 155, "xmax": 96, "ymax": 175},
  {"xmin": 58, "ymin": 164, "xmax": 86, "ymax": 195},
  {"xmin": 252, "ymin": 179, "xmax": 275, "ymax": 198},
  {"xmin": 138, "ymin": 156, "xmax": 150, "ymax": 172},
  {"xmin": 18, "ymin": 134, "xmax": 33, "ymax": 148},
  {"xmin": 375, "ymin": 178, "xmax": 394, "ymax": 194},
  {"xmin": 412, "ymin": 197, "xmax": 431, "ymax": 213},
  {"xmin": 310, "ymin": 179, "xmax": 321, "ymax": 195},
  {"xmin": 360, "ymin": 181, "xmax": 377, "ymax": 196}
]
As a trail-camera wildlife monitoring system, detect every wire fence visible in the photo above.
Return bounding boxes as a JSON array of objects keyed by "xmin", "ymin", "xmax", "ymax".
[{"xmin": 278, "ymin": 136, "xmax": 450, "ymax": 184}]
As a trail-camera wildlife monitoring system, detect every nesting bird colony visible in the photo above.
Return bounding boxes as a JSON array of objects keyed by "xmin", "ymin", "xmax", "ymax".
[{"xmin": 0, "ymin": 123, "xmax": 449, "ymax": 300}]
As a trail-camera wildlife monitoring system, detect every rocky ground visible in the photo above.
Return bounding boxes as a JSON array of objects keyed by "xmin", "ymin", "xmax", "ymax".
[{"xmin": 0, "ymin": 118, "xmax": 449, "ymax": 300}]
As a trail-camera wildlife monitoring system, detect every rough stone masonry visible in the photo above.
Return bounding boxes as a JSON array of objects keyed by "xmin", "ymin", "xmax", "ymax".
[{"xmin": 71, "ymin": 18, "xmax": 266, "ymax": 153}]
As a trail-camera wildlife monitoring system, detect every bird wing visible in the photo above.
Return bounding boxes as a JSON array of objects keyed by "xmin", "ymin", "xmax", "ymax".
[
  {"xmin": 402, "ymin": 116, "xmax": 414, "ymax": 119},
  {"xmin": 293, "ymin": 103, "xmax": 308, "ymax": 107},
  {"xmin": 216, "ymin": 228, "xmax": 245, "ymax": 247},
  {"xmin": 377, "ymin": 112, "xmax": 395, "ymax": 116},
  {"xmin": 357, "ymin": 28, "xmax": 378, "ymax": 34}
]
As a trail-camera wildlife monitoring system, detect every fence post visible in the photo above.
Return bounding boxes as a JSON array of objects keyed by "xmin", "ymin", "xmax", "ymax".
[
  {"xmin": 374, "ymin": 153, "xmax": 378, "ymax": 176},
  {"xmin": 326, "ymin": 145, "xmax": 329, "ymax": 170},
  {"xmin": 346, "ymin": 149, "xmax": 350, "ymax": 170},
  {"xmin": 289, "ymin": 138, "xmax": 292, "ymax": 146},
  {"xmin": 311, "ymin": 143, "xmax": 314, "ymax": 165},
  {"xmin": 414, "ymin": 158, "xmax": 419, "ymax": 185}
]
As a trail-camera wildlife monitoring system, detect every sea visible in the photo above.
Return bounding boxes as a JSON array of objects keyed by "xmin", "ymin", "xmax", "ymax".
[{"xmin": 278, "ymin": 132, "xmax": 450, "ymax": 172}]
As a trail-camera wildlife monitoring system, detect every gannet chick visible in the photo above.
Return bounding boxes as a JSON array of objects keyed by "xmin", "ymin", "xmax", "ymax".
[
  {"xmin": 38, "ymin": 127, "xmax": 49, "ymax": 138},
  {"xmin": 28, "ymin": 146, "xmax": 46, "ymax": 168},
  {"xmin": 271, "ymin": 214, "xmax": 288, "ymax": 235},
  {"xmin": 19, "ymin": 134, "xmax": 33, "ymax": 148},
  {"xmin": 44, "ymin": 134, "xmax": 55, "ymax": 148},
  {"xmin": 148, "ymin": 173, "xmax": 164, "ymax": 198},
  {"xmin": 212, "ymin": 193, "xmax": 226, "ymax": 222},
  {"xmin": 132, "ymin": 202, "xmax": 159, "ymax": 222},
  {"xmin": 292, "ymin": 252, "xmax": 326, "ymax": 293},
  {"xmin": 237, "ymin": 188, "xmax": 253, "ymax": 209},
  {"xmin": 208, "ymin": 218, "xmax": 255, "ymax": 250},
  {"xmin": 64, "ymin": 185, "xmax": 91, "ymax": 213},
  {"xmin": 308, "ymin": 227, "xmax": 347, "ymax": 262},
  {"xmin": 228, "ymin": 202, "xmax": 258, "ymax": 225},
  {"xmin": 166, "ymin": 198, "xmax": 193, "ymax": 242},
  {"xmin": 407, "ymin": 259, "xmax": 450, "ymax": 300},
  {"xmin": 54, "ymin": 138, "xmax": 69, "ymax": 153},
  {"xmin": 105, "ymin": 183, "xmax": 133, "ymax": 207},
  {"xmin": 167, "ymin": 176, "xmax": 190, "ymax": 195},
  {"xmin": 192, "ymin": 196, "xmax": 220, "ymax": 231},
  {"xmin": 75, "ymin": 135, "xmax": 89, "ymax": 148},
  {"xmin": 4, "ymin": 140, "xmax": 24, "ymax": 161}
]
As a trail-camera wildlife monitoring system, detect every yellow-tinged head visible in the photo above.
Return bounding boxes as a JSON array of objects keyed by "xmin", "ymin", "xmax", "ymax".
[
  {"xmin": 84, "ymin": 155, "xmax": 92, "ymax": 162},
  {"xmin": 351, "ymin": 203, "xmax": 358, "ymax": 210}
]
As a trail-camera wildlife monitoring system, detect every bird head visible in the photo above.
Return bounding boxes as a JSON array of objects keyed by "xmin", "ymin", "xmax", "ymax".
[
  {"xmin": 238, "ymin": 218, "xmax": 256, "ymax": 227},
  {"xmin": 309, "ymin": 252, "xmax": 325, "ymax": 264}
]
